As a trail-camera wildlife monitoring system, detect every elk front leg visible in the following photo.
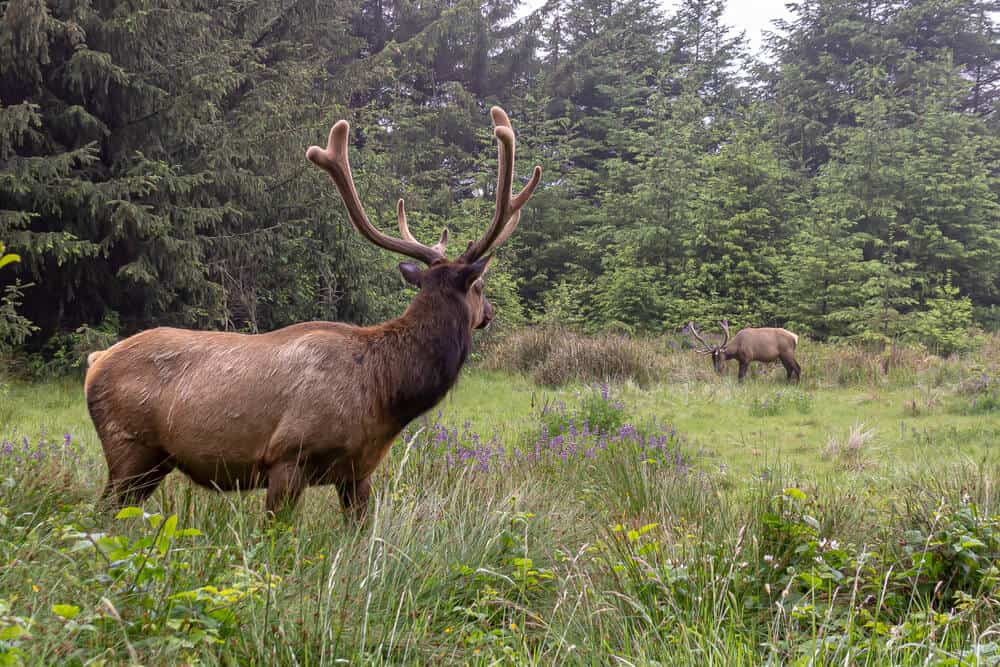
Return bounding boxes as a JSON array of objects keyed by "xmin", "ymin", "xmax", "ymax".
[
  {"xmin": 266, "ymin": 462, "xmax": 306, "ymax": 517},
  {"xmin": 337, "ymin": 477, "xmax": 371, "ymax": 524},
  {"xmin": 737, "ymin": 361, "xmax": 750, "ymax": 383},
  {"xmin": 98, "ymin": 433, "xmax": 174, "ymax": 511},
  {"xmin": 101, "ymin": 457, "xmax": 174, "ymax": 511}
]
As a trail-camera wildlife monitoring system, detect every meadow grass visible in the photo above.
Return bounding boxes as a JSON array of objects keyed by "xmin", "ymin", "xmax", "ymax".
[{"xmin": 1, "ymin": 337, "xmax": 999, "ymax": 665}]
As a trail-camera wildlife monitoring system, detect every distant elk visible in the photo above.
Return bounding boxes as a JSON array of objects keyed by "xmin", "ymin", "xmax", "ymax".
[
  {"xmin": 84, "ymin": 107, "xmax": 541, "ymax": 521},
  {"xmin": 687, "ymin": 320, "xmax": 801, "ymax": 383}
]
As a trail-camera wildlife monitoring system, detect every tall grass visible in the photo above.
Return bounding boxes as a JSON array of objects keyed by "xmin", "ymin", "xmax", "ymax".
[
  {"xmin": 485, "ymin": 327, "xmax": 998, "ymax": 390},
  {"xmin": 483, "ymin": 326, "xmax": 675, "ymax": 386},
  {"xmin": 3, "ymin": 435, "xmax": 999, "ymax": 664},
  {"xmin": 1, "ymin": 337, "xmax": 999, "ymax": 664}
]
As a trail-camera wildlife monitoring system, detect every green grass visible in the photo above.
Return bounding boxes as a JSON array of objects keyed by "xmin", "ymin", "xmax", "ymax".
[{"xmin": 2, "ymin": 344, "xmax": 1000, "ymax": 665}]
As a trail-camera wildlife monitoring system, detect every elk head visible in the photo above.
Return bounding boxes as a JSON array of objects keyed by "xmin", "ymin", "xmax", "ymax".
[
  {"xmin": 305, "ymin": 107, "xmax": 541, "ymax": 333},
  {"xmin": 688, "ymin": 320, "xmax": 731, "ymax": 374}
]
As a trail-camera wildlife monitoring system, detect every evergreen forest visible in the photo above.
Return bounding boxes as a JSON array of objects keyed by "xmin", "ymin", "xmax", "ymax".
[{"xmin": 2, "ymin": 0, "xmax": 999, "ymax": 358}]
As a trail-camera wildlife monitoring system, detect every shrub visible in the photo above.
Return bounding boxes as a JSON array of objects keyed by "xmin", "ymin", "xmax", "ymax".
[
  {"xmin": 954, "ymin": 373, "xmax": 1000, "ymax": 415},
  {"xmin": 0, "ymin": 241, "xmax": 37, "ymax": 355},
  {"xmin": 24, "ymin": 313, "xmax": 120, "ymax": 378},
  {"xmin": 537, "ymin": 383, "xmax": 627, "ymax": 436},
  {"xmin": 906, "ymin": 277, "xmax": 980, "ymax": 356},
  {"xmin": 533, "ymin": 333, "xmax": 658, "ymax": 387},
  {"xmin": 0, "ymin": 282, "xmax": 37, "ymax": 352},
  {"xmin": 483, "ymin": 326, "xmax": 559, "ymax": 375},
  {"xmin": 485, "ymin": 327, "xmax": 668, "ymax": 387}
]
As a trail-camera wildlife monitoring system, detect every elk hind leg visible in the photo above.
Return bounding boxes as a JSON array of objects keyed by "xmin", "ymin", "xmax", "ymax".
[
  {"xmin": 337, "ymin": 476, "xmax": 372, "ymax": 525},
  {"xmin": 781, "ymin": 355, "xmax": 801, "ymax": 383}
]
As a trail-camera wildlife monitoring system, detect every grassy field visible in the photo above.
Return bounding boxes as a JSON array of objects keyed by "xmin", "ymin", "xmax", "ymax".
[{"xmin": 1, "ymin": 334, "xmax": 999, "ymax": 665}]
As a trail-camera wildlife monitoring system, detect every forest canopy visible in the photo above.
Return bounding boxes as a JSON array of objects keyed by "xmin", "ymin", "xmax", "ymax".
[{"xmin": 1, "ymin": 0, "xmax": 998, "ymax": 358}]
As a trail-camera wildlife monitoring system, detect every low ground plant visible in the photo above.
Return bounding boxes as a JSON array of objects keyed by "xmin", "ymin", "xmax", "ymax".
[
  {"xmin": 821, "ymin": 422, "xmax": 878, "ymax": 470},
  {"xmin": 748, "ymin": 388, "xmax": 814, "ymax": 416},
  {"xmin": 954, "ymin": 372, "xmax": 1000, "ymax": 415}
]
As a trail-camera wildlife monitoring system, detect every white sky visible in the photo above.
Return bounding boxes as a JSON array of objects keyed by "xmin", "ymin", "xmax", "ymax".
[{"xmin": 517, "ymin": 1, "xmax": 794, "ymax": 53}]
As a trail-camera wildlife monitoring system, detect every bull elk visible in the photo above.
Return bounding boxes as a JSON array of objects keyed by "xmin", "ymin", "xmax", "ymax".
[
  {"xmin": 688, "ymin": 320, "xmax": 801, "ymax": 383},
  {"xmin": 84, "ymin": 107, "xmax": 541, "ymax": 521}
]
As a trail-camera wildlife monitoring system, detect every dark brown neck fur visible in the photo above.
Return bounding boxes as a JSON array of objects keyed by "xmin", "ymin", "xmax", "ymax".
[{"xmin": 373, "ymin": 288, "xmax": 472, "ymax": 428}]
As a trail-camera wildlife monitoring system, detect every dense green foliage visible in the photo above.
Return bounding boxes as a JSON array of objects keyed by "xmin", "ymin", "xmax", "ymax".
[{"xmin": 1, "ymin": 0, "xmax": 998, "ymax": 354}]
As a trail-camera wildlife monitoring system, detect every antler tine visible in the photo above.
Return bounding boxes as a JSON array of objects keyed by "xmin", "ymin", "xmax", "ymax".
[
  {"xmin": 397, "ymin": 199, "xmax": 449, "ymax": 257},
  {"xmin": 306, "ymin": 121, "xmax": 447, "ymax": 266},
  {"xmin": 719, "ymin": 320, "xmax": 732, "ymax": 348},
  {"xmin": 459, "ymin": 106, "xmax": 542, "ymax": 263},
  {"xmin": 688, "ymin": 321, "xmax": 715, "ymax": 354}
]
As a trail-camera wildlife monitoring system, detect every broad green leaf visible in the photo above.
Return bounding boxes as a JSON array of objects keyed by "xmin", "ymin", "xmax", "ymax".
[
  {"xmin": 115, "ymin": 507, "xmax": 144, "ymax": 520},
  {"xmin": 0, "ymin": 624, "xmax": 29, "ymax": 640},
  {"xmin": 783, "ymin": 488, "xmax": 807, "ymax": 502},
  {"xmin": 52, "ymin": 604, "xmax": 81, "ymax": 620}
]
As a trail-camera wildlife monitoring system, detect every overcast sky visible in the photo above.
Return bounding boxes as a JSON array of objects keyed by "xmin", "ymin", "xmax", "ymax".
[{"xmin": 517, "ymin": 1, "xmax": 794, "ymax": 53}]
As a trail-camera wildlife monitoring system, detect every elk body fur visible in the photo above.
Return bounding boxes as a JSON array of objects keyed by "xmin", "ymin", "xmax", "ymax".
[
  {"xmin": 84, "ymin": 107, "xmax": 540, "ymax": 520},
  {"xmin": 688, "ymin": 321, "xmax": 801, "ymax": 383}
]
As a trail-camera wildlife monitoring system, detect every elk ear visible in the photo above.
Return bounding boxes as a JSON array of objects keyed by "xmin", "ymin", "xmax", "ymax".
[
  {"xmin": 460, "ymin": 254, "xmax": 493, "ymax": 290},
  {"xmin": 398, "ymin": 262, "xmax": 424, "ymax": 287}
]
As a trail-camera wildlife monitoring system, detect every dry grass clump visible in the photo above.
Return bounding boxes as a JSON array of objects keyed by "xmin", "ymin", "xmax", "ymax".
[
  {"xmin": 799, "ymin": 341, "xmax": 945, "ymax": 387},
  {"xmin": 482, "ymin": 326, "xmax": 557, "ymax": 375},
  {"xmin": 822, "ymin": 422, "xmax": 878, "ymax": 471},
  {"xmin": 485, "ymin": 327, "xmax": 671, "ymax": 387},
  {"xmin": 485, "ymin": 326, "xmax": 996, "ymax": 389},
  {"xmin": 532, "ymin": 334, "xmax": 656, "ymax": 387}
]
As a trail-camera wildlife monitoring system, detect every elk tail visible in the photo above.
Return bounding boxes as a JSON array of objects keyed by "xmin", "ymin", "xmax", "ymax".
[
  {"xmin": 790, "ymin": 332, "xmax": 799, "ymax": 347},
  {"xmin": 87, "ymin": 350, "xmax": 106, "ymax": 368}
]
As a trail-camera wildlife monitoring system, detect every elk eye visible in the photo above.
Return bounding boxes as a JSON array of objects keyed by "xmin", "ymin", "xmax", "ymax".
[{"xmin": 473, "ymin": 280, "xmax": 484, "ymax": 293}]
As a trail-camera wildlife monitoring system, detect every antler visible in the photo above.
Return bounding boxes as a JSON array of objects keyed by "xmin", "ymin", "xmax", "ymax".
[
  {"xmin": 687, "ymin": 321, "xmax": 715, "ymax": 354},
  {"xmin": 307, "ymin": 120, "xmax": 449, "ymax": 266},
  {"xmin": 458, "ymin": 106, "xmax": 542, "ymax": 263},
  {"xmin": 719, "ymin": 320, "xmax": 732, "ymax": 348},
  {"xmin": 396, "ymin": 199, "xmax": 448, "ymax": 257}
]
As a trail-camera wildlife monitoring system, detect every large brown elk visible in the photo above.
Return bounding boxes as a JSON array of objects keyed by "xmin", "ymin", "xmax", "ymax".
[
  {"xmin": 688, "ymin": 320, "xmax": 801, "ymax": 383},
  {"xmin": 84, "ymin": 107, "xmax": 541, "ymax": 521}
]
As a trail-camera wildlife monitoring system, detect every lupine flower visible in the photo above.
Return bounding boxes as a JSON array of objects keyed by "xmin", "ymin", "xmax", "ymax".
[{"xmin": 400, "ymin": 383, "xmax": 690, "ymax": 474}]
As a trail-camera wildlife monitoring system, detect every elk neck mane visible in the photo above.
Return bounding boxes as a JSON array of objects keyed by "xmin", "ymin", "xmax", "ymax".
[{"xmin": 370, "ymin": 286, "xmax": 473, "ymax": 428}]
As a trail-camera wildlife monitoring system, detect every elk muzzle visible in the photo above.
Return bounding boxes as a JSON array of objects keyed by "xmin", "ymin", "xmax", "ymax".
[
  {"xmin": 712, "ymin": 350, "xmax": 725, "ymax": 374},
  {"xmin": 476, "ymin": 300, "xmax": 495, "ymax": 329}
]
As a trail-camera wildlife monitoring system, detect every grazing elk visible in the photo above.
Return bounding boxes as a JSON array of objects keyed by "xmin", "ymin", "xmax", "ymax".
[
  {"xmin": 84, "ymin": 107, "xmax": 541, "ymax": 521},
  {"xmin": 688, "ymin": 320, "xmax": 801, "ymax": 383}
]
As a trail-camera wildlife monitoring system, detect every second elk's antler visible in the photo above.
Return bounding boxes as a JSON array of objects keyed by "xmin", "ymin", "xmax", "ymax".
[
  {"xmin": 719, "ymin": 320, "xmax": 732, "ymax": 348},
  {"xmin": 688, "ymin": 322, "xmax": 715, "ymax": 354},
  {"xmin": 306, "ymin": 106, "xmax": 541, "ymax": 266}
]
